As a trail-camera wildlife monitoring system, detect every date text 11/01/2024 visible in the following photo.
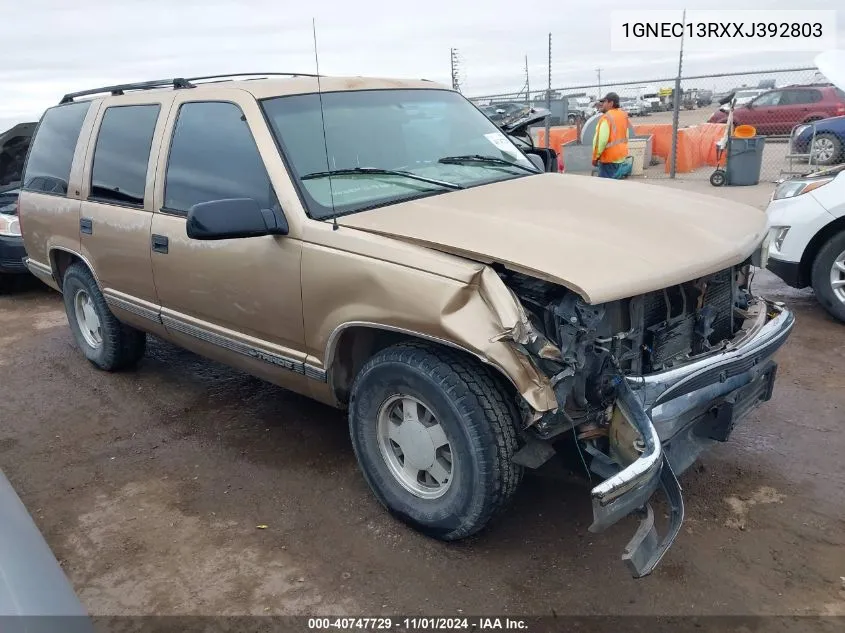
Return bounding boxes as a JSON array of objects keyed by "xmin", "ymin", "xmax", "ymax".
[
  {"xmin": 307, "ymin": 617, "xmax": 529, "ymax": 630},
  {"xmin": 621, "ymin": 21, "xmax": 824, "ymax": 38}
]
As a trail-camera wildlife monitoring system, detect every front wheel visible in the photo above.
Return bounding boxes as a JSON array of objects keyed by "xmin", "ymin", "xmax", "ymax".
[
  {"xmin": 348, "ymin": 343, "xmax": 523, "ymax": 541},
  {"xmin": 811, "ymin": 231, "xmax": 845, "ymax": 323},
  {"xmin": 811, "ymin": 133, "xmax": 842, "ymax": 167}
]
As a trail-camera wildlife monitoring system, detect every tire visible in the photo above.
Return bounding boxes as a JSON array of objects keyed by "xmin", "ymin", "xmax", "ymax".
[
  {"xmin": 62, "ymin": 263, "xmax": 146, "ymax": 370},
  {"xmin": 348, "ymin": 342, "xmax": 523, "ymax": 541},
  {"xmin": 710, "ymin": 170, "xmax": 727, "ymax": 187},
  {"xmin": 810, "ymin": 231, "xmax": 845, "ymax": 323},
  {"xmin": 811, "ymin": 133, "xmax": 842, "ymax": 167}
]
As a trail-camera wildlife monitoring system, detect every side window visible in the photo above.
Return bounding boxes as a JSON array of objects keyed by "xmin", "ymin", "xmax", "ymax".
[
  {"xmin": 785, "ymin": 90, "xmax": 822, "ymax": 105},
  {"xmin": 23, "ymin": 101, "xmax": 91, "ymax": 195},
  {"xmin": 164, "ymin": 102, "xmax": 276, "ymax": 215},
  {"xmin": 752, "ymin": 91, "xmax": 782, "ymax": 107},
  {"xmin": 90, "ymin": 104, "xmax": 160, "ymax": 207}
]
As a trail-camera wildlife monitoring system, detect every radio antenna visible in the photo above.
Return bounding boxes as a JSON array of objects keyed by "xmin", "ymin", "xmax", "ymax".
[{"xmin": 312, "ymin": 17, "xmax": 338, "ymax": 230}]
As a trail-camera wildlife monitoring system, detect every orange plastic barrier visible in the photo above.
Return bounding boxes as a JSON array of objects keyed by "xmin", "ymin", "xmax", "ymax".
[
  {"xmin": 536, "ymin": 122, "xmax": 727, "ymax": 174},
  {"xmin": 534, "ymin": 127, "xmax": 578, "ymax": 154}
]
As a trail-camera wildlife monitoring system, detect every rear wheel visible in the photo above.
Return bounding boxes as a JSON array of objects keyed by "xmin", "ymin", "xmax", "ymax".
[
  {"xmin": 811, "ymin": 231, "xmax": 845, "ymax": 323},
  {"xmin": 811, "ymin": 133, "xmax": 842, "ymax": 167},
  {"xmin": 62, "ymin": 263, "xmax": 146, "ymax": 370},
  {"xmin": 348, "ymin": 343, "xmax": 522, "ymax": 541}
]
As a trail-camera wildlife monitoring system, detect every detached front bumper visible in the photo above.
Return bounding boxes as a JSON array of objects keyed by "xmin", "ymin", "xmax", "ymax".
[{"xmin": 588, "ymin": 300, "xmax": 794, "ymax": 577}]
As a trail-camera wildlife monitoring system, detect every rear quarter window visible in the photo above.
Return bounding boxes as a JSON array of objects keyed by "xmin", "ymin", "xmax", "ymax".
[{"xmin": 23, "ymin": 101, "xmax": 91, "ymax": 195}]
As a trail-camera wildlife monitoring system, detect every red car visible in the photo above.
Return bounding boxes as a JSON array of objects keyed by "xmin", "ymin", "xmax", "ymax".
[{"xmin": 708, "ymin": 84, "xmax": 845, "ymax": 135}]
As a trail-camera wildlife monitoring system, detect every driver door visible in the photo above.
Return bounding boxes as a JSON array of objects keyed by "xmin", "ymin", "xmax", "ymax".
[{"xmin": 149, "ymin": 93, "xmax": 309, "ymax": 393}]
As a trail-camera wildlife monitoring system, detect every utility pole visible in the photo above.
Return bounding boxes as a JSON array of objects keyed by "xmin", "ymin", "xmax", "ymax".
[
  {"xmin": 450, "ymin": 48, "xmax": 462, "ymax": 93},
  {"xmin": 545, "ymin": 32, "xmax": 552, "ymax": 149},
  {"xmin": 524, "ymin": 55, "xmax": 530, "ymax": 106},
  {"xmin": 596, "ymin": 67, "xmax": 602, "ymax": 95},
  {"xmin": 669, "ymin": 9, "xmax": 686, "ymax": 179}
]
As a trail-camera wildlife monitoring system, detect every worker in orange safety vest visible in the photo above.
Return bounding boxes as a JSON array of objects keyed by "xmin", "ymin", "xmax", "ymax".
[{"xmin": 592, "ymin": 92, "xmax": 631, "ymax": 179}]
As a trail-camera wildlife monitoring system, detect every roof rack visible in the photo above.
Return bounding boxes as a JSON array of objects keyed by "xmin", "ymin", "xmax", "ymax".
[
  {"xmin": 58, "ymin": 72, "xmax": 320, "ymax": 104},
  {"xmin": 60, "ymin": 78, "xmax": 195, "ymax": 104}
]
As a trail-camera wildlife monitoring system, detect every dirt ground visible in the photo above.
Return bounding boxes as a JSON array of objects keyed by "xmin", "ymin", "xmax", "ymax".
[{"xmin": 1, "ymin": 185, "xmax": 844, "ymax": 619}]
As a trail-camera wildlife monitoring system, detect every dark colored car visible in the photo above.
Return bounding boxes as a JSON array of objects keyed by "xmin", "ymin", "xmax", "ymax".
[
  {"xmin": 792, "ymin": 115, "xmax": 845, "ymax": 167},
  {"xmin": 708, "ymin": 85, "xmax": 845, "ymax": 135},
  {"xmin": 0, "ymin": 123, "xmax": 35, "ymax": 285}
]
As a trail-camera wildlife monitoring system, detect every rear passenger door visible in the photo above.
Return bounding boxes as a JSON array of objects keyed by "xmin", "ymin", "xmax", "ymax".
[
  {"xmin": 778, "ymin": 89, "xmax": 823, "ymax": 131},
  {"xmin": 79, "ymin": 97, "xmax": 170, "ymax": 335},
  {"xmin": 149, "ymin": 95, "xmax": 306, "ymax": 389}
]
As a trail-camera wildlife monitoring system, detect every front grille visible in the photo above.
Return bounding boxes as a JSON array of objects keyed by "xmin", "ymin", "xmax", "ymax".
[{"xmin": 642, "ymin": 267, "xmax": 736, "ymax": 371}]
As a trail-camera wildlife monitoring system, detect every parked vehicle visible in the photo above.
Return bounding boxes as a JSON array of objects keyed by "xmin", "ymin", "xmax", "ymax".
[
  {"xmin": 766, "ymin": 163, "xmax": 845, "ymax": 322},
  {"xmin": 19, "ymin": 73, "xmax": 792, "ymax": 577},
  {"xmin": 487, "ymin": 102, "xmax": 527, "ymax": 124},
  {"xmin": 497, "ymin": 107, "xmax": 563, "ymax": 173},
  {"xmin": 717, "ymin": 89, "xmax": 765, "ymax": 112},
  {"xmin": 709, "ymin": 85, "xmax": 845, "ymax": 135},
  {"xmin": 0, "ymin": 469, "xmax": 92, "ymax": 627},
  {"xmin": 0, "ymin": 123, "xmax": 36, "ymax": 287},
  {"xmin": 567, "ymin": 96, "xmax": 596, "ymax": 122},
  {"xmin": 695, "ymin": 90, "xmax": 714, "ymax": 107},
  {"xmin": 620, "ymin": 98, "xmax": 649, "ymax": 117},
  {"xmin": 791, "ymin": 115, "xmax": 845, "ymax": 167}
]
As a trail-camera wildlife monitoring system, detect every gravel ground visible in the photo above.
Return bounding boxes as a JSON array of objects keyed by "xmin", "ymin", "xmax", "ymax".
[{"xmin": 1, "ymin": 209, "xmax": 844, "ymax": 621}]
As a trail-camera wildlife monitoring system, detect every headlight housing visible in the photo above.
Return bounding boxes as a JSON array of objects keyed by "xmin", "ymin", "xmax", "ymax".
[
  {"xmin": 0, "ymin": 213, "xmax": 21, "ymax": 237},
  {"xmin": 772, "ymin": 176, "xmax": 833, "ymax": 200}
]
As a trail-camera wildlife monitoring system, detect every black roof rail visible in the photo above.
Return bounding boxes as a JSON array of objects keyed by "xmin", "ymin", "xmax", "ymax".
[
  {"xmin": 59, "ymin": 78, "xmax": 194, "ymax": 104},
  {"xmin": 58, "ymin": 73, "xmax": 320, "ymax": 104}
]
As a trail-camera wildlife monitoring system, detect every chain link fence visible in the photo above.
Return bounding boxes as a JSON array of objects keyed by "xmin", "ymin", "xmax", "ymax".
[{"xmin": 470, "ymin": 66, "xmax": 843, "ymax": 184}]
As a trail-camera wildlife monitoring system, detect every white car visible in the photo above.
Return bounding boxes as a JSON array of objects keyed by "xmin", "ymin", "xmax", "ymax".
[{"xmin": 765, "ymin": 164, "xmax": 845, "ymax": 322}]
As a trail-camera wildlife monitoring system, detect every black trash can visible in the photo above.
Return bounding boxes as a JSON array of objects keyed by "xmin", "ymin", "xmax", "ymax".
[{"xmin": 727, "ymin": 136, "xmax": 766, "ymax": 186}]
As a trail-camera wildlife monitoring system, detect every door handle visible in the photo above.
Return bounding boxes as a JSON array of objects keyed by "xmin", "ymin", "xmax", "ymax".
[
  {"xmin": 151, "ymin": 234, "xmax": 169, "ymax": 254},
  {"xmin": 80, "ymin": 217, "xmax": 93, "ymax": 235}
]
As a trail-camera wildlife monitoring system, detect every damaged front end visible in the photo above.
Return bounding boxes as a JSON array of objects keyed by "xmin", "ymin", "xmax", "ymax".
[{"xmin": 496, "ymin": 262, "xmax": 794, "ymax": 577}]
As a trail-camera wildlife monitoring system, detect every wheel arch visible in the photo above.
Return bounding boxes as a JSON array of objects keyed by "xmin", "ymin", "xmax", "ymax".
[
  {"xmin": 324, "ymin": 322, "xmax": 520, "ymax": 408},
  {"xmin": 800, "ymin": 216, "xmax": 845, "ymax": 288},
  {"xmin": 48, "ymin": 248, "xmax": 100, "ymax": 291}
]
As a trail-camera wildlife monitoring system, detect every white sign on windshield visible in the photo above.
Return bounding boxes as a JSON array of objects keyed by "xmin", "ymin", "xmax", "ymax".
[{"xmin": 484, "ymin": 132, "xmax": 521, "ymax": 158}]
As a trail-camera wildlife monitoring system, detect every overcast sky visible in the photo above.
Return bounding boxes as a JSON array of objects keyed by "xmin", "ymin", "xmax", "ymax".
[{"xmin": 1, "ymin": 0, "xmax": 841, "ymax": 131}]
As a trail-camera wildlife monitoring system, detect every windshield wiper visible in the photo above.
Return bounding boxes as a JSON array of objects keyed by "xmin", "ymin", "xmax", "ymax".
[
  {"xmin": 438, "ymin": 154, "xmax": 539, "ymax": 174},
  {"xmin": 301, "ymin": 167, "xmax": 464, "ymax": 190}
]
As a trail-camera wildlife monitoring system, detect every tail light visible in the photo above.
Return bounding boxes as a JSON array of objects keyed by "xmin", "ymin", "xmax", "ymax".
[
  {"xmin": 557, "ymin": 154, "xmax": 565, "ymax": 173},
  {"xmin": 837, "ymin": 103, "xmax": 845, "ymax": 116}
]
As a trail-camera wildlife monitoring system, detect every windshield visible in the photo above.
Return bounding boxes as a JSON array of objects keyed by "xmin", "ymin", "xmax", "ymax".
[{"xmin": 262, "ymin": 89, "xmax": 536, "ymax": 220}]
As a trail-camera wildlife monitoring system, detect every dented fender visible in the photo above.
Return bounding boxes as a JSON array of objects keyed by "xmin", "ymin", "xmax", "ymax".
[{"xmin": 300, "ymin": 224, "xmax": 559, "ymax": 413}]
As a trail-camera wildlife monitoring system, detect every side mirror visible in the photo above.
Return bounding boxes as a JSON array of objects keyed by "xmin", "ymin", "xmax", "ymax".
[
  {"xmin": 186, "ymin": 198, "xmax": 289, "ymax": 240},
  {"xmin": 527, "ymin": 154, "xmax": 546, "ymax": 172}
]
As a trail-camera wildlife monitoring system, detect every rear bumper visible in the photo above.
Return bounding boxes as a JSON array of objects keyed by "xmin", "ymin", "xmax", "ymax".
[
  {"xmin": 589, "ymin": 300, "xmax": 794, "ymax": 577},
  {"xmin": 0, "ymin": 235, "xmax": 27, "ymax": 274}
]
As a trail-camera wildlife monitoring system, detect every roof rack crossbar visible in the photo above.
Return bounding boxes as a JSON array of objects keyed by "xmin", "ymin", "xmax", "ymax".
[{"xmin": 59, "ymin": 78, "xmax": 194, "ymax": 104}]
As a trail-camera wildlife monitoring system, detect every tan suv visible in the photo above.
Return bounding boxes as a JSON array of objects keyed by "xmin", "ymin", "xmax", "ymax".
[{"xmin": 19, "ymin": 73, "xmax": 794, "ymax": 577}]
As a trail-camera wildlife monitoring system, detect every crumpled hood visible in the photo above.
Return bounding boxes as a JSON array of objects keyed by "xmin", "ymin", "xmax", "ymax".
[{"xmin": 339, "ymin": 174, "xmax": 768, "ymax": 304}]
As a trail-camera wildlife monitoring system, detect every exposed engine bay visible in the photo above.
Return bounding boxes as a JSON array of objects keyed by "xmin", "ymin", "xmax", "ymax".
[{"xmin": 496, "ymin": 261, "xmax": 755, "ymax": 447}]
